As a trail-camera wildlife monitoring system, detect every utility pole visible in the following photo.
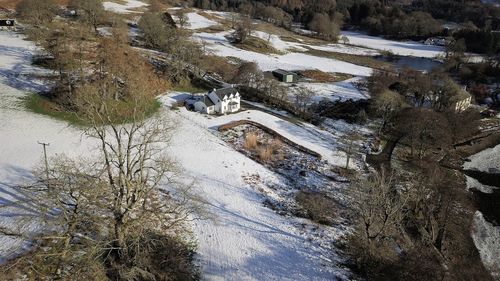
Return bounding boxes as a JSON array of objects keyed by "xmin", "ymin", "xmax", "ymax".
[{"xmin": 38, "ymin": 141, "xmax": 50, "ymax": 186}]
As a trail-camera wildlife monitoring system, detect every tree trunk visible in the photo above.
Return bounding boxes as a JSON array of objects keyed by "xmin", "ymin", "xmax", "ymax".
[{"xmin": 113, "ymin": 217, "xmax": 127, "ymax": 261}]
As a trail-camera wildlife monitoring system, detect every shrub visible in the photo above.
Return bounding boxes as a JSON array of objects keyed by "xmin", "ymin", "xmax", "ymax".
[
  {"xmin": 258, "ymin": 145, "xmax": 274, "ymax": 162},
  {"xmin": 295, "ymin": 191, "xmax": 338, "ymax": 224},
  {"xmin": 244, "ymin": 132, "xmax": 258, "ymax": 150},
  {"xmin": 270, "ymin": 138, "xmax": 282, "ymax": 150}
]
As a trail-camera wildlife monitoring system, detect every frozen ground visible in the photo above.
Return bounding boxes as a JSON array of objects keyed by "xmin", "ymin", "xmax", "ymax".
[
  {"xmin": 103, "ymin": 0, "xmax": 147, "ymax": 14},
  {"xmin": 0, "ymin": 31, "xmax": 352, "ymax": 279},
  {"xmin": 192, "ymin": 32, "xmax": 372, "ymax": 76}
]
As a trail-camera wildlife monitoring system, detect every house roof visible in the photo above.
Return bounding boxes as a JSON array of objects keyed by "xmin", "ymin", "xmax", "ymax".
[
  {"xmin": 203, "ymin": 95, "xmax": 215, "ymax": 107},
  {"xmin": 448, "ymin": 88, "xmax": 471, "ymax": 103},
  {"xmin": 211, "ymin": 87, "xmax": 239, "ymax": 100}
]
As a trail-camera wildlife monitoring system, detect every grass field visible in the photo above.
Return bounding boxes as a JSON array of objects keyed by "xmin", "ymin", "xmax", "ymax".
[
  {"xmin": 24, "ymin": 94, "xmax": 162, "ymax": 126},
  {"xmin": 233, "ymin": 36, "xmax": 283, "ymax": 55},
  {"xmin": 304, "ymin": 47, "xmax": 393, "ymax": 70}
]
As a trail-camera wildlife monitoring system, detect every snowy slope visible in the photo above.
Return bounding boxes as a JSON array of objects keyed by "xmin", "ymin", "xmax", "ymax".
[
  {"xmin": 0, "ymin": 31, "xmax": 96, "ymax": 262},
  {"xmin": 164, "ymin": 106, "xmax": 350, "ymax": 280},
  {"xmin": 103, "ymin": 0, "xmax": 147, "ymax": 14},
  {"xmin": 464, "ymin": 144, "xmax": 500, "ymax": 174},
  {"xmin": 192, "ymin": 32, "xmax": 372, "ymax": 76},
  {"xmin": 471, "ymin": 212, "xmax": 500, "ymax": 280},
  {"xmin": 0, "ymin": 31, "xmax": 352, "ymax": 279}
]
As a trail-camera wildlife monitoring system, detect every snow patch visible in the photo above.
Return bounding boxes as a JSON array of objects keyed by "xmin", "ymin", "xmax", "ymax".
[
  {"xmin": 299, "ymin": 77, "xmax": 369, "ymax": 102},
  {"xmin": 341, "ymin": 31, "xmax": 444, "ymax": 58},
  {"xmin": 103, "ymin": 0, "xmax": 147, "ymax": 14},
  {"xmin": 184, "ymin": 12, "xmax": 219, "ymax": 30},
  {"xmin": 471, "ymin": 211, "xmax": 500, "ymax": 280},
  {"xmin": 464, "ymin": 144, "xmax": 500, "ymax": 174}
]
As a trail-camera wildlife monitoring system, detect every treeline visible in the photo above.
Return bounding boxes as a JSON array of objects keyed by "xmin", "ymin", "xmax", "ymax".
[
  {"xmin": 193, "ymin": 0, "xmax": 344, "ymax": 40},
  {"xmin": 190, "ymin": 0, "xmax": 500, "ymax": 53},
  {"xmin": 453, "ymin": 28, "xmax": 500, "ymax": 55},
  {"xmin": 344, "ymin": 68, "xmax": 493, "ymax": 281}
]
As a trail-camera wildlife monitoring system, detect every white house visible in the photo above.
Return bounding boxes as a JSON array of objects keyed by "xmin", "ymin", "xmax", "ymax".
[
  {"xmin": 193, "ymin": 87, "xmax": 240, "ymax": 115},
  {"xmin": 449, "ymin": 90, "xmax": 472, "ymax": 112}
]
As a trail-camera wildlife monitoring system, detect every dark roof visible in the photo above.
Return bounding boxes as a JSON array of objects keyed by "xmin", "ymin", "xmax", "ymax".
[
  {"xmin": 272, "ymin": 69, "xmax": 294, "ymax": 76},
  {"xmin": 229, "ymin": 101, "xmax": 239, "ymax": 105},
  {"xmin": 212, "ymin": 87, "xmax": 239, "ymax": 100},
  {"xmin": 203, "ymin": 95, "xmax": 215, "ymax": 107}
]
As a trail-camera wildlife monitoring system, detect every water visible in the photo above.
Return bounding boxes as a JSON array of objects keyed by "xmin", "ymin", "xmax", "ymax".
[{"xmin": 376, "ymin": 55, "xmax": 442, "ymax": 72}]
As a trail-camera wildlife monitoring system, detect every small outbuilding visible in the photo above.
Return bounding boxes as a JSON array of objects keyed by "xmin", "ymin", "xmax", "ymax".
[{"xmin": 272, "ymin": 69, "xmax": 297, "ymax": 83}]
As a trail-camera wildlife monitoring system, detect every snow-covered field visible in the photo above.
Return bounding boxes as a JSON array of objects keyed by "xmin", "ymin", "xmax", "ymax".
[
  {"xmin": 253, "ymin": 31, "xmax": 379, "ymax": 56},
  {"xmin": 0, "ymin": 31, "xmax": 95, "ymax": 262},
  {"xmin": 300, "ymin": 77, "xmax": 369, "ymax": 102},
  {"xmin": 0, "ymin": 31, "xmax": 353, "ymax": 279},
  {"xmin": 103, "ymin": 0, "xmax": 148, "ymax": 14},
  {"xmin": 184, "ymin": 12, "xmax": 219, "ymax": 30},
  {"xmin": 340, "ymin": 31, "xmax": 445, "ymax": 58},
  {"xmin": 192, "ymin": 32, "xmax": 373, "ymax": 76}
]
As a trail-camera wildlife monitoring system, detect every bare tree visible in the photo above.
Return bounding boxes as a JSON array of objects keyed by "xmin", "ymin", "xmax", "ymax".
[
  {"xmin": 263, "ymin": 79, "xmax": 288, "ymax": 106},
  {"xmin": 293, "ymin": 86, "xmax": 313, "ymax": 116},
  {"xmin": 177, "ymin": 9, "xmax": 189, "ymax": 28},
  {"xmin": 352, "ymin": 169, "xmax": 409, "ymax": 246},
  {"xmin": 340, "ymin": 35, "xmax": 349, "ymax": 44},
  {"xmin": 1, "ymin": 21, "xmax": 201, "ymax": 281},
  {"xmin": 70, "ymin": 0, "xmax": 105, "ymax": 33},
  {"xmin": 308, "ymin": 13, "xmax": 340, "ymax": 41},
  {"xmin": 232, "ymin": 16, "xmax": 253, "ymax": 43},
  {"xmin": 339, "ymin": 130, "xmax": 362, "ymax": 169},
  {"xmin": 371, "ymin": 90, "xmax": 405, "ymax": 134},
  {"xmin": 232, "ymin": 62, "xmax": 264, "ymax": 88},
  {"xmin": 16, "ymin": 0, "xmax": 57, "ymax": 25}
]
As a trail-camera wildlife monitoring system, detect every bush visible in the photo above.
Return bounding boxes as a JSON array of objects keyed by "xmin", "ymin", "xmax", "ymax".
[
  {"xmin": 295, "ymin": 191, "xmax": 338, "ymax": 224},
  {"xmin": 244, "ymin": 132, "xmax": 258, "ymax": 150},
  {"xmin": 258, "ymin": 145, "xmax": 274, "ymax": 162},
  {"xmin": 106, "ymin": 231, "xmax": 199, "ymax": 281}
]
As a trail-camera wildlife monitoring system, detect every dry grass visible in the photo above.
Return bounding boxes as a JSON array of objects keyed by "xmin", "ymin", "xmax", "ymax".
[
  {"xmin": 233, "ymin": 36, "xmax": 282, "ymax": 55},
  {"xmin": 270, "ymin": 138, "xmax": 282, "ymax": 150},
  {"xmin": 0, "ymin": 0, "xmax": 69, "ymax": 9},
  {"xmin": 295, "ymin": 191, "xmax": 339, "ymax": 225},
  {"xmin": 258, "ymin": 145, "xmax": 274, "ymax": 162},
  {"xmin": 244, "ymin": 132, "xmax": 258, "ymax": 150},
  {"xmin": 300, "ymin": 69, "xmax": 353, "ymax": 83},
  {"xmin": 304, "ymin": 48, "xmax": 393, "ymax": 70}
]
